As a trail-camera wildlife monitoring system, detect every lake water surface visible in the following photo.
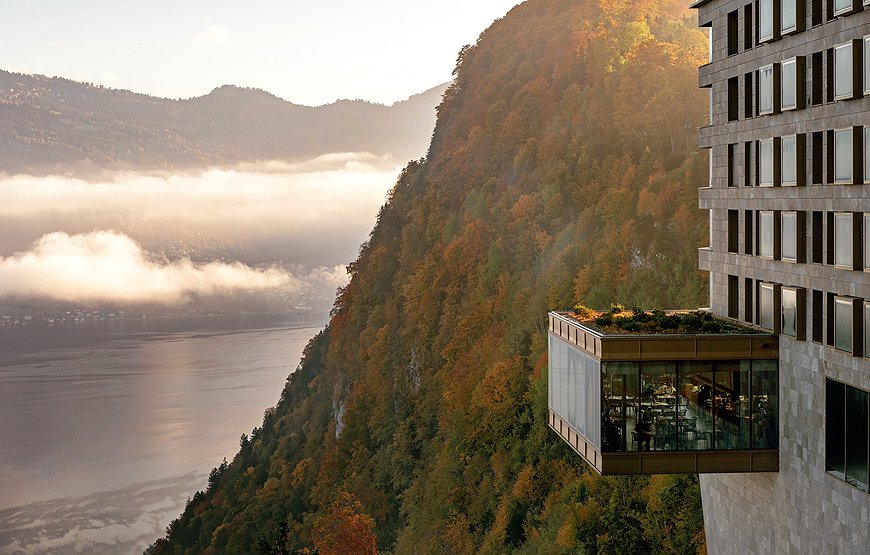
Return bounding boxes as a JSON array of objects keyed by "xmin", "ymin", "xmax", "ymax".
[{"xmin": 0, "ymin": 314, "xmax": 324, "ymax": 554}]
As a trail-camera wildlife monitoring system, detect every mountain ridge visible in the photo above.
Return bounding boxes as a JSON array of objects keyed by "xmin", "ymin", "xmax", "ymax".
[{"xmin": 0, "ymin": 71, "xmax": 448, "ymax": 175}]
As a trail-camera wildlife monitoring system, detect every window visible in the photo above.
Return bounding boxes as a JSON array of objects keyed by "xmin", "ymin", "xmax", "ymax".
[
  {"xmin": 781, "ymin": 135, "xmax": 797, "ymax": 185},
  {"xmin": 812, "ymin": 131, "xmax": 823, "ymax": 183},
  {"xmin": 759, "ymin": 64, "xmax": 775, "ymax": 114},
  {"xmin": 865, "ymin": 213, "xmax": 870, "ymax": 270},
  {"xmin": 834, "ymin": 297, "xmax": 854, "ymax": 352},
  {"xmin": 728, "ymin": 11, "xmax": 739, "ymax": 55},
  {"xmin": 865, "ymin": 36, "xmax": 870, "ymax": 94},
  {"xmin": 812, "ymin": 52, "xmax": 823, "ymax": 105},
  {"xmin": 745, "ymin": 210, "xmax": 754, "ymax": 255},
  {"xmin": 782, "ymin": 211, "xmax": 798, "ymax": 261},
  {"xmin": 744, "ymin": 5, "xmax": 754, "ymax": 50},
  {"xmin": 834, "ymin": 213, "xmax": 854, "ymax": 268},
  {"xmin": 835, "ymin": 129, "xmax": 853, "ymax": 184},
  {"xmin": 759, "ymin": 0, "xmax": 774, "ymax": 42},
  {"xmin": 759, "ymin": 283, "xmax": 776, "ymax": 331},
  {"xmin": 759, "ymin": 211, "xmax": 775, "ymax": 258},
  {"xmin": 781, "ymin": 287, "xmax": 802, "ymax": 338},
  {"xmin": 745, "ymin": 278, "xmax": 754, "ymax": 323},
  {"xmin": 728, "ymin": 275, "xmax": 739, "ymax": 318},
  {"xmin": 728, "ymin": 210, "xmax": 739, "ymax": 253},
  {"xmin": 834, "ymin": 0, "xmax": 855, "ymax": 16},
  {"xmin": 812, "ymin": 211, "xmax": 823, "ymax": 263},
  {"xmin": 811, "ymin": 0, "xmax": 822, "ymax": 26},
  {"xmin": 728, "ymin": 77, "xmax": 739, "ymax": 121},
  {"xmin": 865, "ymin": 127, "xmax": 870, "ymax": 184},
  {"xmin": 826, "ymin": 379, "xmax": 869, "ymax": 493},
  {"xmin": 813, "ymin": 290, "xmax": 823, "ymax": 342},
  {"xmin": 781, "ymin": 58, "xmax": 797, "ymax": 110},
  {"xmin": 866, "ymin": 302, "xmax": 870, "ymax": 357},
  {"xmin": 759, "ymin": 139, "xmax": 774, "ymax": 186},
  {"xmin": 781, "ymin": 0, "xmax": 797, "ymax": 33},
  {"xmin": 728, "ymin": 144, "xmax": 739, "ymax": 186},
  {"xmin": 744, "ymin": 73, "xmax": 754, "ymax": 119},
  {"xmin": 834, "ymin": 43, "xmax": 853, "ymax": 100}
]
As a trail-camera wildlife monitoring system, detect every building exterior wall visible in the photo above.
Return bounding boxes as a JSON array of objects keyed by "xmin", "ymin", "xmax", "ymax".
[{"xmin": 693, "ymin": 0, "xmax": 870, "ymax": 552}]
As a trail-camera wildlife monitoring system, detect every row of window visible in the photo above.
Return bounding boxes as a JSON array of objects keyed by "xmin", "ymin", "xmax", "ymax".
[
  {"xmin": 725, "ymin": 0, "xmax": 870, "ymax": 58},
  {"xmin": 727, "ymin": 210, "xmax": 868, "ymax": 271},
  {"xmin": 826, "ymin": 378, "xmax": 870, "ymax": 493},
  {"xmin": 725, "ymin": 127, "xmax": 869, "ymax": 187},
  {"xmin": 726, "ymin": 37, "xmax": 869, "ymax": 122},
  {"xmin": 727, "ymin": 278, "xmax": 868, "ymax": 356}
]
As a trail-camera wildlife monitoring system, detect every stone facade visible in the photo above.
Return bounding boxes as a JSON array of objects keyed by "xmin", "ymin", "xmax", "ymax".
[{"xmin": 692, "ymin": 0, "xmax": 870, "ymax": 552}]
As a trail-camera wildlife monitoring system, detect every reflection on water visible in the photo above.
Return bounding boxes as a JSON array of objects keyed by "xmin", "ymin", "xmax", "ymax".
[{"xmin": 0, "ymin": 314, "xmax": 325, "ymax": 554}]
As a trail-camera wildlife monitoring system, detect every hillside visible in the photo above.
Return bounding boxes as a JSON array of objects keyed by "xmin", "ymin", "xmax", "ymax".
[
  {"xmin": 0, "ymin": 74, "xmax": 447, "ymax": 174},
  {"xmin": 148, "ymin": 0, "xmax": 711, "ymax": 553}
]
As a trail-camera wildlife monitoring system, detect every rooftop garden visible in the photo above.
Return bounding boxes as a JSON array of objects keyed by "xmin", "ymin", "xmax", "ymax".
[{"xmin": 566, "ymin": 304, "xmax": 762, "ymax": 335}]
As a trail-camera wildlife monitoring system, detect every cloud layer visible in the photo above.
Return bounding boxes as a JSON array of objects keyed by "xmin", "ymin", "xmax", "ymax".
[{"xmin": 0, "ymin": 231, "xmax": 292, "ymax": 304}]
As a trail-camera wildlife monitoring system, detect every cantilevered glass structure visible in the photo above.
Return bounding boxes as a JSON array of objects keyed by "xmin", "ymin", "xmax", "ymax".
[{"xmin": 548, "ymin": 311, "xmax": 779, "ymax": 475}]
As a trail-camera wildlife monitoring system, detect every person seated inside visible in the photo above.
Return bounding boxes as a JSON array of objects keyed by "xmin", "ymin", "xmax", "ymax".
[{"xmin": 635, "ymin": 412, "xmax": 653, "ymax": 451}]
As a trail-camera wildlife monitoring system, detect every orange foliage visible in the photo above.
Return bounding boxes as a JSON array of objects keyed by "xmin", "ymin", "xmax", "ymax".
[{"xmin": 312, "ymin": 491, "xmax": 378, "ymax": 555}]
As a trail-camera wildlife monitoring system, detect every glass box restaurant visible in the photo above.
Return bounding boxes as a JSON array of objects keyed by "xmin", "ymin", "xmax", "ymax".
[{"xmin": 548, "ymin": 311, "xmax": 779, "ymax": 475}]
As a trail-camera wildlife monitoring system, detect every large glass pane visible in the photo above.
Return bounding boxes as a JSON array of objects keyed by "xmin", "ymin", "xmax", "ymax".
[
  {"xmin": 759, "ymin": 211, "xmax": 774, "ymax": 258},
  {"xmin": 865, "ymin": 302, "xmax": 870, "ymax": 358},
  {"xmin": 759, "ymin": 0, "xmax": 773, "ymax": 41},
  {"xmin": 781, "ymin": 212, "xmax": 797, "ymax": 260},
  {"xmin": 781, "ymin": 0, "xmax": 797, "ymax": 32},
  {"xmin": 782, "ymin": 60, "xmax": 796, "ymax": 109},
  {"xmin": 835, "ymin": 129, "xmax": 853, "ymax": 183},
  {"xmin": 759, "ymin": 66, "xmax": 774, "ymax": 114},
  {"xmin": 760, "ymin": 139, "xmax": 774, "ymax": 185},
  {"xmin": 640, "ymin": 362, "xmax": 677, "ymax": 451},
  {"xmin": 677, "ymin": 362, "xmax": 715, "ymax": 450},
  {"xmin": 835, "ymin": 44, "xmax": 853, "ymax": 99},
  {"xmin": 759, "ymin": 283, "xmax": 774, "ymax": 330},
  {"xmin": 835, "ymin": 298, "xmax": 854, "ymax": 353},
  {"xmin": 826, "ymin": 379, "xmax": 846, "ymax": 478},
  {"xmin": 586, "ymin": 351, "xmax": 601, "ymax": 448},
  {"xmin": 602, "ymin": 362, "xmax": 638, "ymax": 452},
  {"xmin": 713, "ymin": 361, "xmax": 751, "ymax": 449},
  {"xmin": 782, "ymin": 288, "xmax": 798, "ymax": 337},
  {"xmin": 834, "ymin": 213, "xmax": 853, "ymax": 267},
  {"xmin": 845, "ymin": 386, "xmax": 869, "ymax": 491},
  {"xmin": 751, "ymin": 360, "xmax": 779, "ymax": 449},
  {"xmin": 781, "ymin": 136, "xmax": 797, "ymax": 184},
  {"xmin": 835, "ymin": 0, "xmax": 853, "ymax": 14}
]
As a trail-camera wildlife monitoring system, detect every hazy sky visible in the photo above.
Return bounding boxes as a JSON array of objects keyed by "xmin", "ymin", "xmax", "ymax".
[{"xmin": 1, "ymin": 0, "xmax": 522, "ymax": 106}]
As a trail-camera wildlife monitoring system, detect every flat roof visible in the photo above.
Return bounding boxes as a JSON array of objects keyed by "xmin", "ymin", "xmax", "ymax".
[{"xmin": 689, "ymin": 0, "xmax": 713, "ymax": 8}]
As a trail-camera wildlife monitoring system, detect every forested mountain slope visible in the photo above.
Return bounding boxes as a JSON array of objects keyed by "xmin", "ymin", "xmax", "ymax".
[
  {"xmin": 149, "ymin": 0, "xmax": 710, "ymax": 553},
  {"xmin": 0, "ymin": 73, "xmax": 446, "ymax": 174}
]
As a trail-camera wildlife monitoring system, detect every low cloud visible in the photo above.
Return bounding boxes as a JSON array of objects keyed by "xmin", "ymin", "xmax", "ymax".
[
  {"xmin": 192, "ymin": 24, "xmax": 229, "ymax": 47},
  {"xmin": 0, "ymin": 231, "xmax": 293, "ymax": 304}
]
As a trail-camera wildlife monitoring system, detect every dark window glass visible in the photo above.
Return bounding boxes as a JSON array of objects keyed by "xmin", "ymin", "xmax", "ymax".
[
  {"xmin": 602, "ymin": 362, "xmax": 639, "ymax": 452},
  {"xmin": 640, "ymin": 362, "xmax": 677, "ymax": 451},
  {"xmin": 826, "ymin": 380, "xmax": 846, "ymax": 478},
  {"xmin": 846, "ymin": 387, "xmax": 869, "ymax": 491},
  {"xmin": 714, "ymin": 361, "xmax": 751, "ymax": 449},
  {"xmin": 677, "ymin": 362, "xmax": 715, "ymax": 450},
  {"xmin": 751, "ymin": 360, "xmax": 778, "ymax": 449}
]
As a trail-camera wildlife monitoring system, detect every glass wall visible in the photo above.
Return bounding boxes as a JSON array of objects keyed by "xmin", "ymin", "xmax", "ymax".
[
  {"xmin": 827, "ymin": 379, "xmax": 870, "ymax": 493},
  {"xmin": 599, "ymin": 359, "xmax": 777, "ymax": 452},
  {"xmin": 548, "ymin": 334, "xmax": 600, "ymax": 449}
]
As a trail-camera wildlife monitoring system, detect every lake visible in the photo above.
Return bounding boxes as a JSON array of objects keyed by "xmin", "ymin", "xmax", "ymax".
[{"xmin": 0, "ymin": 314, "xmax": 325, "ymax": 554}]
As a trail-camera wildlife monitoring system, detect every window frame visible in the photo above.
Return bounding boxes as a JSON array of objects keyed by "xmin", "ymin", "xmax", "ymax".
[
  {"xmin": 834, "ymin": 42, "xmax": 854, "ymax": 101},
  {"xmin": 834, "ymin": 128, "xmax": 854, "ymax": 184},
  {"xmin": 759, "ymin": 282, "xmax": 776, "ymax": 331},
  {"xmin": 865, "ymin": 126, "xmax": 870, "ymax": 184},
  {"xmin": 833, "ymin": 212, "xmax": 854, "ymax": 269},
  {"xmin": 781, "ymin": 286, "xmax": 802, "ymax": 338},
  {"xmin": 758, "ymin": 64, "xmax": 776, "ymax": 115},
  {"xmin": 865, "ymin": 301, "xmax": 870, "ymax": 358},
  {"xmin": 758, "ymin": 0, "xmax": 775, "ymax": 43},
  {"xmin": 834, "ymin": 296, "xmax": 855, "ymax": 353},
  {"xmin": 781, "ymin": 0, "xmax": 798, "ymax": 34},
  {"xmin": 760, "ymin": 138, "xmax": 775, "ymax": 186},
  {"xmin": 833, "ymin": 0, "xmax": 855, "ymax": 17},
  {"xmin": 864, "ymin": 36, "xmax": 870, "ymax": 95},
  {"xmin": 781, "ymin": 57, "xmax": 798, "ymax": 111},
  {"xmin": 865, "ymin": 213, "xmax": 870, "ymax": 272},
  {"xmin": 781, "ymin": 134, "xmax": 798, "ymax": 185},
  {"xmin": 759, "ymin": 210, "xmax": 775, "ymax": 259},
  {"xmin": 781, "ymin": 211, "xmax": 798, "ymax": 262}
]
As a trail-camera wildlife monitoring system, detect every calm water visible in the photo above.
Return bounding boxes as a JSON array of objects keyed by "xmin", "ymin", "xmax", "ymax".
[{"xmin": 0, "ymin": 314, "xmax": 325, "ymax": 554}]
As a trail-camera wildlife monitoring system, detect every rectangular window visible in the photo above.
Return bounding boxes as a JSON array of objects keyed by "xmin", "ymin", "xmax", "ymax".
[
  {"xmin": 781, "ymin": 58, "xmax": 797, "ymax": 110},
  {"xmin": 728, "ymin": 77, "xmax": 739, "ymax": 121},
  {"xmin": 865, "ymin": 36, "xmax": 870, "ymax": 94},
  {"xmin": 865, "ymin": 127, "xmax": 870, "ymax": 183},
  {"xmin": 813, "ymin": 289, "xmax": 823, "ymax": 342},
  {"xmin": 728, "ymin": 144, "xmax": 739, "ymax": 186},
  {"xmin": 812, "ymin": 211, "xmax": 823, "ymax": 263},
  {"xmin": 846, "ymin": 386, "xmax": 869, "ymax": 490},
  {"xmin": 744, "ymin": 73, "xmax": 754, "ymax": 119},
  {"xmin": 781, "ymin": 288, "xmax": 797, "ymax": 337},
  {"xmin": 760, "ymin": 138, "xmax": 774, "ymax": 186},
  {"xmin": 835, "ymin": 297, "xmax": 854, "ymax": 352},
  {"xmin": 834, "ymin": 0, "xmax": 854, "ymax": 16},
  {"xmin": 759, "ymin": 64, "xmax": 775, "ymax": 114},
  {"xmin": 728, "ymin": 275, "xmax": 739, "ymax": 318},
  {"xmin": 782, "ymin": 211, "xmax": 798, "ymax": 261},
  {"xmin": 865, "ymin": 213, "xmax": 870, "ymax": 270},
  {"xmin": 781, "ymin": 0, "xmax": 797, "ymax": 32},
  {"xmin": 728, "ymin": 210, "xmax": 739, "ymax": 253},
  {"xmin": 759, "ymin": 211, "xmax": 775, "ymax": 258},
  {"xmin": 835, "ymin": 129, "xmax": 853, "ymax": 184},
  {"xmin": 759, "ymin": 283, "xmax": 775, "ymax": 331},
  {"xmin": 745, "ymin": 210, "xmax": 754, "ymax": 255},
  {"xmin": 745, "ymin": 5, "xmax": 754, "ymax": 50},
  {"xmin": 745, "ymin": 278, "xmax": 754, "ymax": 323},
  {"xmin": 759, "ymin": 0, "xmax": 774, "ymax": 42},
  {"xmin": 812, "ymin": 131, "xmax": 823, "ymax": 184},
  {"xmin": 834, "ymin": 213, "xmax": 854, "ymax": 268},
  {"xmin": 834, "ymin": 43, "xmax": 853, "ymax": 100},
  {"xmin": 826, "ymin": 380, "xmax": 846, "ymax": 478},
  {"xmin": 812, "ymin": 52, "xmax": 823, "ymax": 105},
  {"xmin": 745, "ymin": 141, "xmax": 753, "ymax": 186},
  {"xmin": 728, "ymin": 11, "xmax": 739, "ymax": 55},
  {"xmin": 866, "ymin": 301, "xmax": 870, "ymax": 357},
  {"xmin": 781, "ymin": 135, "xmax": 797, "ymax": 185},
  {"xmin": 812, "ymin": 0, "xmax": 822, "ymax": 26}
]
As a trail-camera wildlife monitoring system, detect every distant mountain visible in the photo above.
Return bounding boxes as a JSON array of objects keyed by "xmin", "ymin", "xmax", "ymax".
[{"xmin": 0, "ymin": 72, "xmax": 448, "ymax": 174}]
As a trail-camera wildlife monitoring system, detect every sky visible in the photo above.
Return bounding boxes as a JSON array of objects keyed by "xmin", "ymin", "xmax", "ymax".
[{"xmin": 0, "ymin": 0, "xmax": 523, "ymax": 106}]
